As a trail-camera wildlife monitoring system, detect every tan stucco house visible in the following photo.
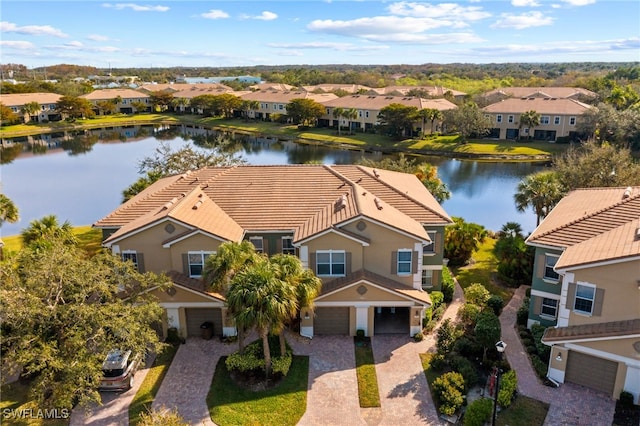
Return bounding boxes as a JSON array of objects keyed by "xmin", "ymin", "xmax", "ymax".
[
  {"xmin": 0, "ymin": 92, "xmax": 63, "ymax": 123},
  {"xmin": 525, "ymin": 186, "xmax": 640, "ymax": 403},
  {"xmin": 80, "ymin": 88, "xmax": 151, "ymax": 114},
  {"xmin": 238, "ymin": 90, "xmax": 337, "ymax": 120},
  {"xmin": 93, "ymin": 165, "xmax": 452, "ymax": 340}
]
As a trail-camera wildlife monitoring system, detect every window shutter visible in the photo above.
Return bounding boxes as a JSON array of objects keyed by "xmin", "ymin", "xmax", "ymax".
[
  {"xmin": 593, "ymin": 288, "xmax": 605, "ymax": 316},
  {"xmin": 412, "ymin": 251, "xmax": 419, "ymax": 273},
  {"xmin": 391, "ymin": 251, "xmax": 398, "ymax": 274},
  {"xmin": 310, "ymin": 252, "xmax": 316, "ymax": 274},
  {"xmin": 533, "ymin": 296, "xmax": 543, "ymax": 315},
  {"xmin": 536, "ymin": 254, "xmax": 545, "ymax": 278},
  {"xmin": 432, "ymin": 270, "xmax": 440, "ymax": 288},
  {"xmin": 276, "ymin": 238, "xmax": 282, "ymax": 253},
  {"xmin": 182, "ymin": 253, "xmax": 189, "ymax": 276},
  {"xmin": 137, "ymin": 253, "xmax": 145, "ymax": 273},
  {"xmin": 567, "ymin": 282, "xmax": 576, "ymax": 310},
  {"xmin": 346, "ymin": 252, "xmax": 352, "ymax": 274},
  {"xmin": 435, "ymin": 232, "xmax": 442, "ymax": 253},
  {"xmin": 263, "ymin": 239, "xmax": 269, "ymax": 256}
]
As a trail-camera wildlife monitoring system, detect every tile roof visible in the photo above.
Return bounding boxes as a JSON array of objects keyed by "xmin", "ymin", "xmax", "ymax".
[
  {"xmin": 165, "ymin": 270, "xmax": 226, "ymax": 301},
  {"xmin": 368, "ymin": 86, "xmax": 466, "ymax": 97},
  {"xmin": 302, "ymin": 84, "xmax": 372, "ymax": 93},
  {"xmin": 542, "ymin": 319, "xmax": 640, "ymax": 343},
  {"xmin": 81, "ymin": 88, "xmax": 149, "ymax": 100},
  {"xmin": 238, "ymin": 90, "xmax": 337, "ymax": 103},
  {"xmin": 0, "ymin": 92, "xmax": 62, "ymax": 106},
  {"xmin": 322, "ymin": 95, "xmax": 457, "ymax": 111},
  {"xmin": 482, "ymin": 97, "xmax": 592, "ymax": 115},
  {"xmin": 138, "ymin": 83, "xmax": 232, "ymax": 93},
  {"xmin": 319, "ymin": 269, "xmax": 432, "ymax": 305},
  {"xmin": 95, "ymin": 165, "xmax": 452, "ymax": 244},
  {"xmin": 483, "ymin": 87, "xmax": 597, "ymax": 99},
  {"xmin": 527, "ymin": 186, "xmax": 640, "ymax": 269}
]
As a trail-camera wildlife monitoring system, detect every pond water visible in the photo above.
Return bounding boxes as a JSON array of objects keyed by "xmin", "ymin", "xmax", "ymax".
[{"xmin": 1, "ymin": 125, "xmax": 542, "ymax": 238}]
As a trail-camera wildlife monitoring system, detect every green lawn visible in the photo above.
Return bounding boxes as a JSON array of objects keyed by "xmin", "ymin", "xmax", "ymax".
[
  {"xmin": 208, "ymin": 356, "xmax": 309, "ymax": 426},
  {"xmin": 354, "ymin": 338, "xmax": 381, "ymax": 408},
  {"xmin": 1, "ymin": 226, "xmax": 102, "ymax": 256},
  {"xmin": 497, "ymin": 395, "xmax": 549, "ymax": 426},
  {"xmin": 129, "ymin": 344, "xmax": 179, "ymax": 425},
  {"xmin": 0, "ymin": 380, "xmax": 69, "ymax": 426}
]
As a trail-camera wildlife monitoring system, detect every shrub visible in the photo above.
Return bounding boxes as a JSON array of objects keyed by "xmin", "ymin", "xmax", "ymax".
[
  {"xmin": 459, "ymin": 303, "xmax": 481, "ymax": 328},
  {"xmin": 430, "ymin": 353, "xmax": 447, "ymax": 372},
  {"xmin": 451, "ymin": 355, "xmax": 478, "ymax": 389},
  {"xmin": 526, "ymin": 344, "xmax": 538, "ymax": 355},
  {"xmin": 138, "ymin": 409, "xmax": 188, "ymax": 426},
  {"xmin": 432, "ymin": 304, "xmax": 446, "ymax": 322},
  {"xmin": 454, "ymin": 336, "xmax": 482, "ymax": 358},
  {"xmin": 530, "ymin": 324, "xmax": 550, "ymax": 360},
  {"xmin": 430, "ymin": 291, "xmax": 445, "ymax": 310},
  {"xmin": 424, "ymin": 307, "xmax": 433, "ymax": 324},
  {"xmin": 442, "ymin": 267, "xmax": 455, "ymax": 303},
  {"xmin": 487, "ymin": 295, "xmax": 504, "ymax": 316},
  {"xmin": 463, "ymin": 398, "xmax": 493, "ymax": 426},
  {"xmin": 271, "ymin": 352, "xmax": 293, "ymax": 376},
  {"xmin": 225, "ymin": 338, "xmax": 292, "ymax": 376},
  {"xmin": 414, "ymin": 332, "xmax": 424, "ymax": 342},
  {"xmin": 433, "ymin": 371, "xmax": 466, "ymax": 416},
  {"xmin": 619, "ymin": 390, "xmax": 634, "ymax": 409},
  {"xmin": 437, "ymin": 319, "xmax": 461, "ymax": 356},
  {"xmin": 356, "ymin": 329, "xmax": 365, "ymax": 338},
  {"xmin": 531, "ymin": 357, "xmax": 548, "ymax": 379},
  {"xmin": 498, "ymin": 369, "xmax": 517, "ymax": 407},
  {"xmin": 464, "ymin": 283, "xmax": 490, "ymax": 307},
  {"xmin": 516, "ymin": 297, "xmax": 530, "ymax": 326}
]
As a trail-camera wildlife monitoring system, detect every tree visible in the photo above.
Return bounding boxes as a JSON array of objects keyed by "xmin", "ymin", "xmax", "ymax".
[
  {"xmin": 0, "ymin": 103, "xmax": 19, "ymax": 125},
  {"xmin": 212, "ymin": 93, "xmax": 243, "ymax": 119},
  {"xmin": 444, "ymin": 217, "xmax": 487, "ymax": 267},
  {"xmin": 0, "ymin": 194, "xmax": 19, "ymax": 227},
  {"xmin": 428, "ymin": 108, "xmax": 444, "ymax": 134},
  {"xmin": 443, "ymin": 102, "xmax": 490, "ymax": 142},
  {"xmin": 494, "ymin": 224, "xmax": 534, "ymax": 287},
  {"xmin": 377, "ymin": 103, "xmax": 418, "ymax": 139},
  {"xmin": 464, "ymin": 283, "xmax": 490, "ymax": 307},
  {"xmin": 149, "ymin": 91, "xmax": 174, "ymax": 112},
  {"xmin": 518, "ymin": 110, "xmax": 540, "ymax": 140},
  {"xmin": 131, "ymin": 100, "xmax": 149, "ymax": 113},
  {"xmin": 474, "ymin": 311, "xmax": 501, "ymax": 362},
  {"xmin": 56, "ymin": 96, "xmax": 95, "ymax": 120},
  {"xmin": 96, "ymin": 100, "xmax": 117, "ymax": 115},
  {"xmin": 414, "ymin": 108, "xmax": 431, "ymax": 138},
  {"xmin": 21, "ymin": 214, "xmax": 77, "ymax": 247},
  {"xmin": 286, "ymin": 98, "xmax": 326, "ymax": 127},
  {"xmin": 21, "ymin": 101, "xmax": 40, "ymax": 121},
  {"xmin": 514, "ymin": 171, "xmax": 565, "ymax": 226},
  {"xmin": 0, "ymin": 236, "xmax": 168, "ymax": 410},
  {"xmin": 344, "ymin": 107, "xmax": 358, "ymax": 133},
  {"xmin": 241, "ymin": 100, "xmax": 260, "ymax": 120},
  {"xmin": 332, "ymin": 107, "xmax": 345, "ymax": 135}
]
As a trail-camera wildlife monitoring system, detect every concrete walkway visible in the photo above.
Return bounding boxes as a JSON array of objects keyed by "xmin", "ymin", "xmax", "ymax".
[{"xmin": 500, "ymin": 285, "xmax": 616, "ymax": 426}]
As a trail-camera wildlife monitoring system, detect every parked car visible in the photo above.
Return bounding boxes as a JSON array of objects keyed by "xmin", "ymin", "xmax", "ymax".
[{"xmin": 99, "ymin": 349, "xmax": 141, "ymax": 391}]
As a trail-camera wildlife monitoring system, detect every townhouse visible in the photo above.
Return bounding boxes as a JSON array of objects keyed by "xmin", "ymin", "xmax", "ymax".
[
  {"xmin": 482, "ymin": 97, "xmax": 593, "ymax": 141},
  {"xmin": 481, "ymin": 86, "xmax": 597, "ymax": 104},
  {"xmin": 80, "ymin": 88, "xmax": 151, "ymax": 114},
  {"xmin": 368, "ymin": 86, "xmax": 467, "ymax": 102},
  {"xmin": 238, "ymin": 90, "xmax": 338, "ymax": 120},
  {"xmin": 93, "ymin": 165, "xmax": 453, "ymax": 340},
  {"xmin": 0, "ymin": 92, "xmax": 63, "ymax": 123},
  {"xmin": 525, "ymin": 186, "xmax": 640, "ymax": 402}
]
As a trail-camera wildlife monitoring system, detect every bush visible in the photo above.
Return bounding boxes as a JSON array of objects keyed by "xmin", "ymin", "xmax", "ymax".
[
  {"xmin": 451, "ymin": 355, "xmax": 478, "ymax": 389},
  {"xmin": 498, "ymin": 369, "xmax": 517, "ymax": 407},
  {"xmin": 459, "ymin": 303, "xmax": 481, "ymax": 328},
  {"xmin": 530, "ymin": 324, "xmax": 550, "ymax": 359},
  {"xmin": 526, "ymin": 344, "xmax": 538, "ymax": 355},
  {"xmin": 271, "ymin": 352, "xmax": 293, "ymax": 376},
  {"xmin": 454, "ymin": 336, "xmax": 483, "ymax": 358},
  {"xmin": 414, "ymin": 332, "xmax": 424, "ymax": 342},
  {"xmin": 424, "ymin": 307, "xmax": 433, "ymax": 324},
  {"xmin": 442, "ymin": 267, "xmax": 455, "ymax": 303},
  {"xmin": 430, "ymin": 291, "xmax": 445, "ymax": 310},
  {"xmin": 225, "ymin": 338, "xmax": 292, "ymax": 376},
  {"xmin": 464, "ymin": 283, "xmax": 490, "ymax": 307},
  {"xmin": 356, "ymin": 329, "xmax": 365, "ymax": 338},
  {"xmin": 138, "ymin": 409, "xmax": 188, "ymax": 426},
  {"xmin": 432, "ymin": 304, "xmax": 446, "ymax": 322},
  {"xmin": 531, "ymin": 357, "xmax": 548, "ymax": 379},
  {"xmin": 516, "ymin": 297, "xmax": 530, "ymax": 326},
  {"xmin": 463, "ymin": 398, "xmax": 493, "ymax": 426},
  {"xmin": 619, "ymin": 390, "xmax": 635, "ymax": 409},
  {"xmin": 433, "ymin": 371, "xmax": 466, "ymax": 416},
  {"xmin": 487, "ymin": 295, "xmax": 504, "ymax": 316}
]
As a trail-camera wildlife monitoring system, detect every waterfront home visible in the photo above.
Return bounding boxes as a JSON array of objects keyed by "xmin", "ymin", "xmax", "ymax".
[
  {"xmin": 481, "ymin": 86, "xmax": 597, "ymax": 104},
  {"xmin": 238, "ymin": 90, "xmax": 337, "ymax": 120},
  {"xmin": 0, "ymin": 92, "xmax": 63, "ymax": 123},
  {"xmin": 80, "ymin": 88, "xmax": 151, "ymax": 114}
]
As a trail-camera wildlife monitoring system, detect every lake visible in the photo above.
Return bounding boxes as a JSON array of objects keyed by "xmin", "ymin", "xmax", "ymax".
[{"xmin": 1, "ymin": 125, "xmax": 541, "ymax": 237}]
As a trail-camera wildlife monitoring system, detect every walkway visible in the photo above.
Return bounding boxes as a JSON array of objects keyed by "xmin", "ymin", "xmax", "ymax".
[{"xmin": 500, "ymin": 285, "xmax": 616, "ymax": 426}]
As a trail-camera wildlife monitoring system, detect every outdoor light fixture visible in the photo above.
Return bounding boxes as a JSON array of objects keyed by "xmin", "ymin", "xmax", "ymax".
[
  {"xmin": 495, "ymin": 340, "xmax": 507, "ymax": 353},
  {"xmin": 304, "ymin": 312, "xmax": 310, "ymax": 320},
  {"xmin": 556, "ymin": 353, "xmax": 563, "ymax": 362},
  {"xmin": 492, "ymin": 340, "xmax": 507, "ymax": 426}
]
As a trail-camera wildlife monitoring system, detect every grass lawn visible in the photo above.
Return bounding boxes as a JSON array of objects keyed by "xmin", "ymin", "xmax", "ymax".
[
  {"xmin": 208, "ymin": 355, "xmax": 308, "ymax": 426},
  {"xmin": 129, "ymin": 343, "xmax": 179, "ymax": 425},
  {"xmin": 0, "ymin": 380, "xmax": 69, "ymax": 426},
  {"xmin": 497, "ymin": 395, "xmax": 549, "ymax": 426},
  {"xmin": 354, "ymin": 337, "xmax": 381, "ymax": 408},
  {"xmin": 1, "ymin": 226, "xmax": 102, "ymax": 256},
  {"xmin": 403, "ymin": 137, "xmax": 566, "ymax": 157},
  {"xmin": 452, "ymin": 237, "xmax": 514, "ymax": 305}
]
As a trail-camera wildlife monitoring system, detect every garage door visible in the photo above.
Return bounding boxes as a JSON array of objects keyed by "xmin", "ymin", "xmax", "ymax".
[
  {"xmin": 185, "ymin": 308, "xmax": 223, "ymax": 337},
  {"xmin": 565, "ymin": 351, "xmax": 617, "ymax": 395},
  {"xmin": 314, "ymin": 307, "xmax": 350, "ymax": 335}
]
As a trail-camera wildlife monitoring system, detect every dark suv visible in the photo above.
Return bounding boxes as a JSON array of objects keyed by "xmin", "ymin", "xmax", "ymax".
[{"xmin": 99, "ymin": 349, "xmax": 140, "ymax": 391}]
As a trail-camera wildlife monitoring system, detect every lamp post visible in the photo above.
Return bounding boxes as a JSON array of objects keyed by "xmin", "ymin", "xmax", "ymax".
[{"xmin": 492, "ymin": 340, "xmax": 507, "ymax": 426}]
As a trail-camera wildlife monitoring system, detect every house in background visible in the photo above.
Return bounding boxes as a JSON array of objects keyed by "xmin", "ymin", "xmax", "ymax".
[
  {"xmin": 481, "ymin": 87, "xmax": 597, "ymax": 105},
  {"xmin": 525, "ymin": 186, "xmax": 640, "ymax": 403},
  {"xmin": 238, "ymin": 90, "xmax": 337, "ymax": 120},
  {"xmin": 482, "ymin": 97, "xmax": 593, "ymax": 141},
  {"xmin": 80, "ymin": 88, "xmax": 151, "ymax": 114},
  {"xmin": 368, "ymin": 85, "xmax": 467, "ymax": 101},
  {"xmin": 0, "ymin": 92, "xmax": 63, "ymax": 123},
  {"xmin": 93, "ymin": 165, "xmax": 452, "ymax": 340}
]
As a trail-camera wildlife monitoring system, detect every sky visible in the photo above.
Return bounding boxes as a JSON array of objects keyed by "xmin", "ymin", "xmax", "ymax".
[{"xmin": 1, "ymin": 0, "xmax": 639, "ymax": 69}]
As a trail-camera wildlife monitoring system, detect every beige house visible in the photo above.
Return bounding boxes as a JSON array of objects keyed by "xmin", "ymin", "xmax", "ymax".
[
  {"xmin": 0, "ymin": 92, "xmax": 63, "ymax": 123},
  {"xmin": 368, "ymin": 85, "xmax": 467, "ymax": 101},
  {"xmin": 525, "ymin": 186, "xmax": 640, "ymax": 403},
  {"xmin": 238, "ymin": 90, "xmax": 337, "ymax": 120},
  {"xmin": 482, "ymin": 97, "xmax": 593, "ymax": 141},
  {"xmin": 80, "ymin": 88, "xmax": 150, "ymax": 114},
  {"xmin": 93, "ymin": 165, "xmax": 452, "ymax": 340},
  {"xmin": 137, "ymin": 83, "xmax": 233, "ymax": 94},
  {"xmin": 302, "ymin": 84, "xmax": 372, "ymax": 94},
  {"xmin": 481, "ymin": 87, "xmax": 597, "ymax": 104},
  {"xmin": 320, "ymin": 95, "xmax": 457, "ymax": 133}
]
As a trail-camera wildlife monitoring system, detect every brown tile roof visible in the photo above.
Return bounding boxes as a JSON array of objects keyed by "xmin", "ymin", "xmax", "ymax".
[
  {"xmin": 323, "ymin": 95, "xmax": 457, "ymax": 111},
  {"xmin": 302, "ymin": 84, "xmax": 372, "ymax": 94},
  {"xmin": 483, "ymin": 87, "xmax": 597, "ymax": 99},
  {"xmin": 81, "ymin": 88, "xmax": 149, "ymax": 100},
  {"xmin": 138, "ymin": 83, "xmax": 232, "ymax": 93},
  {"xmin": 0, "ymin": 92, "xmax": 62, "ymax": 107},
  {"xmin": 319, "ymin": 269, "xmax": 431, "ymax": 305},
  {"xmin": 368, "ymin": 86, "xmax": 466, "ymax": 97},
  {"xmin": 165, "ymin": 270, "xmax": 225, "ymax": 301},
  {"xmin": 95, "ymin": 165, "xmax": 452, "ymax": 244},
  {"xmin": 238, "ymin": 90, "xmax": 337, "ymax": 103},
  {"xmin": 249, "ymin": 83, "xmax": 297, "ymax": 91},
  {"xmin": 542, "ymin": 319, "xmax": 640, "ymax": 343},
  {"xmin": 170, "ymin": 87, "xmax": 240, "ymax": 99},
  {"xmin": 482, "ymin": 97, "xmax": 592, "ymax": 115},
  {"xmin": 527, "ymin": 186, "xmax": 640, "ymax": 268}
]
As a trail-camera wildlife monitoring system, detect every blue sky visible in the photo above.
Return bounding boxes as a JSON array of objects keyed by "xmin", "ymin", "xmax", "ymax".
[{"xmin": 2, "ymin": 1, "xmax": 639, "ymax": 69}]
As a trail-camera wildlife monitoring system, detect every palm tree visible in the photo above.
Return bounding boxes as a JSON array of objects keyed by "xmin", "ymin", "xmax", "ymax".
[
  {"xmin": 21, "ymin": 101, "xmax": 40, "ymax": 122},
  {"xmin": 519, "ymin": 110, "xmax": 540, "ymax": 141},
  {"xmin": 21, "ymin": 215, "xmax": 76, "ymax": 247},
  {"xmin": 428, "ymin": 109, "xmax": 444, "ymax": 134},
  {"xmin": 0, "ymin": 194, "xmax": 19, "ymax": 227},
  {"xmin": 514, "ymin": 171, "xmax": 565, "ymax": 226},
  {"xmin": 499, "ymin": 222, "xmax": 523, "ymax": 239},
  {"xmin": 332, "ymin": 107, "xmax": 345, "ymax": 135},
  {"xmin": 344, "ymin": 108, "xmax": 359, "ymax": 133},
  {"xmin": 226, "ymin": 259, "xmax": 297, "ymax": 378},
  {"xmin": 414, "ymin": 108, "xmax": 431, "ymax": 138}
]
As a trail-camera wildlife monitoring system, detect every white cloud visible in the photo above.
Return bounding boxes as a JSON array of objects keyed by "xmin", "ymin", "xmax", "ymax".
[
  {"xmin": 0, "ymin": 21, "xmax": 68, "ymax": 37},
  {"xmin": 511, "ymin": 0, "xmax": 540, "ymax": 6},
  {"xmin": 255, "ymin": 11, "xmax": 278, "ymax": 21},
  {"xmin": 268, "ymin": 41, "xmax": 389, "ymax": 51},
  {"xmin": 0, "ymin": 40, "xmax": 35, "ymax": 50},
  {"xmin": 491, "ymin": 11, "xmax": 554, "ymax": 29},
  {"xmin": 102, "ymin": 3, "xmax": 169, "ymax": 12},
  {"xmin": 387, "ymin": 2, "xmax": 491, "ymax": 21},
  {"xmin": 87, "ymin": 34, "xmax": 110, "ymax": 41},
  {"xmin": 561, "ymin": 0, "xmax": 595, "ymax": 5},
  {"xmin": 201, "ymin": 9, "xmax": 229, "ymax": 19},
  {"xmin": 471, "ymin": 37, "xmax": 640, "ymax": 57},
  {"xmin": 309, "ymin": 16, "xmax": 463, "ymax": 37}
]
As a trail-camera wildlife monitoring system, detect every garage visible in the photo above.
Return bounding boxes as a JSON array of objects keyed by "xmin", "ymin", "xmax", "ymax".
[
  {"xmin": 185, "ymin": 308, "xmax": 223, "ymax": 337},
  {"xmin": 565, "ymin": 351, "xmax": 618, "ymax": 395},
  {"xmin": 374, "ymin": 307, "xmax": 410, "ymax": 334},
  {"xmin": 314, "ymin": 307, "xmax": 350, "ymax": 335}
]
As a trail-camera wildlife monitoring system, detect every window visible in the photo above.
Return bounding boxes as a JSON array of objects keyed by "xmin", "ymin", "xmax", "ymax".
[
  {"xmin": 541, "ymin": 298, "xmax": 558, "ymax": 318},
  {"xmin": 496, "ymin": 115, "xmax": 502, "ymax": 123},
  {"xmin": 421, "ymin": 269, "xmax": 433, "ymax": 289},
  {"xmin": 365, "ymin": 111, "xmax": 369, "ymax": 118},
  {"xmin": 282, "ymin": 237, "xmax": 295, "ymax": 255},
  {"xmin": 554, "ymin": 116, "xmax": 561, "ymax": 125},
  {"xmin": 273, "ymin": 104, "xmax": 277, "ymax": 110},
  {"xmin": 508, "ymin": 115, "xmax": 514, "ymax": 123},
  {"xmin": 188, "ymin": 251, "xmax": 212, "ymax": 277},
  {"xmin": 358, "ymin": 110, "xmax": 362, "ymax": 117},
  {"xmin": 574, "ymin": 284, "xmax": 595, "ymax": 314},
  {"xmin": 397, "ymin": 250, "xmax": 412, "ymax": 275},
  {"xmin": 544, "ymin": 255, "xmax": 559, "ymax": 281},
  {"xmin": 122, "ymin": 251, "xmax": 138, "ymax": 269},
  {"xmin": 316, "ymin": 250, "xmax": 345, "ymax": 276},
  {"xmin": 278, "ymin": 104, "xmax": 284, "ymax": 110},
  {"xmin": 423, "ymin": 231, "xmax": 437, "ymax": 254},
  {"xmin": 249, "ymin": 236, "xmax": 264, "ymax": 253},
  {"xmin": 541, "ymin": 116, "xmax": 550, "ymax": 124},
  {"xmin": 569, "ymin": 116, "xmax": 576, "ymax": 125}
]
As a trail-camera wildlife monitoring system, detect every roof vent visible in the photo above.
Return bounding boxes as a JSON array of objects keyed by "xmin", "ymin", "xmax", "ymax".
[
  {"xmin": 635, "ymin": 226, "xmax": 640, "ymax": 241},
  {"xmin": 334, "ymin": 194, "xmax": 347, "ymax": 212},
  {"xmin": 623, "ymin": 187, "xmax": 632, "ymax": 199},
  {"xmin": 192, "ymin": 200, "xmax": 204, "ymax": 210},
  {"xmin": 373, "ymin": 169, "xmax": 380, "ymax": 178},
  {"xmin": 374, "ymin": 198, "xmax": 383, "ymax": 210}
]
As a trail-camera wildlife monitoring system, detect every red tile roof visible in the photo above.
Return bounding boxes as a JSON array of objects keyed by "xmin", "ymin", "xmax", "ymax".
[{"xmin": 542, "ymin": 319, "xmax": 640, "ymax": 343}]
